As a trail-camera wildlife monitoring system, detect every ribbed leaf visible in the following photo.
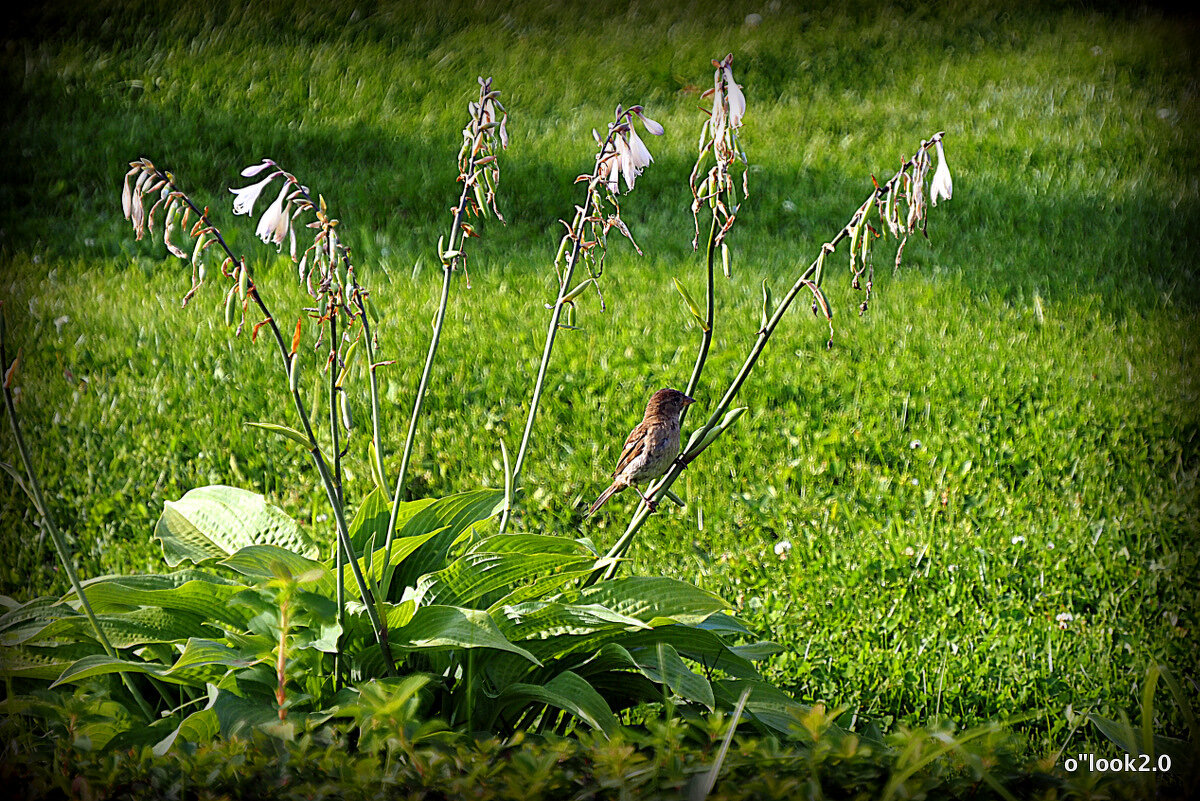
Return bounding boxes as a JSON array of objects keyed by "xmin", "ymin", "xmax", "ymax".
[
  {"xmin": 636, "ymin": 643, "xmax": 715, "ymax": 710},
  {"xmin": 413, "ymin": 551, "xmax": 595, "ymax": 608},
  {"xmin": 154, "ymin": 485, "xmax": 314, "ymax": 566},
  {"xmin": 0, "ymin": 641, "xmax": 102, "ymax": 680},
  {"xmin": 388, "ymin": 489, "xmax": 506, "ymax": 595},
  {"xmin": 346, "ymin": 486, "xmax": 389, "ymax": 553},
  {"xmin": 220, "ymin": 544, "xmax": 329, "ymax": 589},
  {"xmin": 52, "ymin": 638, "xmax": 259, "ymax": 688},
  {"xmin": 61, "ymin": 576, "xmax": 249, "ymax": 627},
  {"xmin": 390, "ymin": 605, "xmax": 540, "ymax": 665},
  {"xmin": 154, "ymin": 687, "xmax": 219, "ymax": 755},
  {"xmin": 575, "ymin": 577, "xmax": 730, "ymax": 624},
  {"xmin": 485, "ymin": 568, "xmax": 600, "ymax": 612},
  {"xmin": 619, "ymin": 625, "xmax": 760, "ymax": 680},
  {"xmin": 498, "ymin": 670, "xmax": 619, "ymax": 738},
  {"xmin": 21, "ymin": 607, "xmax": 216, "ymax": 648},
  {"xmin": 213, "ymin": 686, "xmax": 280, "ymax": 739},
  {"xmin": 0, "ymin": 599, "xmax": 82, "ymax": 645},
  {"xmin": 495, "ymin": 601, "xmax": 650, "ymax": 641}
]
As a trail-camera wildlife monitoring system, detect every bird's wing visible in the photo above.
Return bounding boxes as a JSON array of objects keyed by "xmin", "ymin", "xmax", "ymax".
[{"xmin": 612, "ymin": 422, "xmax": 648, "ymax": 478}]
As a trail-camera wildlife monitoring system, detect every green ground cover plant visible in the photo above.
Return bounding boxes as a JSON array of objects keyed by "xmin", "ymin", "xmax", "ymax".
[{"xmin": 1, "ymin": 0, "xmax": 1197, "ymax": 796}]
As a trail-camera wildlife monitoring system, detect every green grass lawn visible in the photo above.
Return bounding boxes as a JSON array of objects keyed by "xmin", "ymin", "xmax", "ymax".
[{"xmin": 2, "ymin": 0, "xmax": 1197, "ymax": 765}]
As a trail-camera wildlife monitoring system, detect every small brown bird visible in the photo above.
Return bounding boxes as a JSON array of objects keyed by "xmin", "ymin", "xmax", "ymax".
[{"xmin": 587, "ymin": 388, "xmax": 695, "ymax": 516}]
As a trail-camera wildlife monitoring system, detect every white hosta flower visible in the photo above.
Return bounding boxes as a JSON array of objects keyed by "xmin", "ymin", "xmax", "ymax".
[
  {"xmin": 230, "ymin": 173, "xmax": 277, "ymax": 216},
  {"xmin": 627, "ymin": 125, "xmax": 653, "ymax": 170},
  {"xmin": 724, "ymin": 64, "xmax": 746, "ymax": 128},
  {"xmin": 255, "ymin": 183, "xmax": 290, "ymax": 246},
  {"xmin": 930, "ymin": 139, "xmax": 953, "ymax": 205},
  {"xmin": 633, "ymin": 108, "xmax": 664, "ymax": 136}
]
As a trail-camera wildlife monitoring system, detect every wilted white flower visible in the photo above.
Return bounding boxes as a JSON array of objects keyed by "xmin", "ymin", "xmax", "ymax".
[
  {"xmin": 724, "ymin": 64, "xmax": 746, "ymax": 128},
  {"xmin": 601, "ymin": 108, "xmax": 664, "ymax": 194},
  {"xmin": 230, "ymin": 173, "xmax": 277, "ymax": 216},
  {"xmin": 255, "ymin": 182, "xmax": 290, "ymax": 246},
  {"xmin": 930, "ymin": 138, "xmax": 952, "ymax": 206}
]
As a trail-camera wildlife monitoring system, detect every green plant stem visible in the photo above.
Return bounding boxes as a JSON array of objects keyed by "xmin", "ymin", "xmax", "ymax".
[
  {"xmin": 353, "ymin": 296, "xmax": 388, "ymax": 490},
  {"xmin": 681, "ymin": 211, "xmax": 718, "ymax": 426},
  {"xmin": 1, "ymin": 320, "xmax": 158, "ymax": 722},
  {"xmin": 327, "ymin": 301, "xmax": 346, "ymax": 688},
  {"xmin": 384, "ymin": 95, "xmax": 493, "ymax": 559},
  {"xmin": 498, "ymin": 208, "xmax": 586, "ymax": 534},
  {"xmin": 162, "ymin": 177, "xmax": 395, "ymax": 674},
  {"xmin": 589, "ymin": 137, "xmax": 940, "ymax": 584}
]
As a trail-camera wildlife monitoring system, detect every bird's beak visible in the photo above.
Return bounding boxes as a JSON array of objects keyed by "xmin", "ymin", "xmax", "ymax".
[{"xmin": 682, "ymin": 394, "xmax": 695, "ymax": 405}]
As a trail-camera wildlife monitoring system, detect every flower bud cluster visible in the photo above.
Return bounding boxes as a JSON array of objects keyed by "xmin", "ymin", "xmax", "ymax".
[{"xmin": 691, "ymin": 54, "xmax": 749, "ymax": 249}]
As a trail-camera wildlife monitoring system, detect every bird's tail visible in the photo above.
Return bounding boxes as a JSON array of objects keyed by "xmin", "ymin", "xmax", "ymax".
[{"xmin": 586, "ymin": 482, "xmax": 623, "ymax": 517}]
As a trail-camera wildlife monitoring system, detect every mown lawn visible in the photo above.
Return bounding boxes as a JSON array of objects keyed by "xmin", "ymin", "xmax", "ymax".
[{"xmin": 2, "ymin": 0, "xmax": 1197, "ymax": 769}]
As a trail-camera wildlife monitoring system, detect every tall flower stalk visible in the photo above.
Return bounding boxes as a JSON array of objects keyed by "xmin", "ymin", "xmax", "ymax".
[
  {"xmin": 681, "ymin": 54, "xmax": 750, "ymax": 421},
  {"xmin": 383, "ymin": 77, "xmax": 508, "ymax": 559},
  {"xmin": 499, "ymin": 104, "xmax": 663, "ymax": 533},
  {"xmin": 589, "ymin": 59, "xmax": 952, "ymax": 582},
  {"xmin": 122, "ymin": 159, "xmax": 396, "ymax": 675}
]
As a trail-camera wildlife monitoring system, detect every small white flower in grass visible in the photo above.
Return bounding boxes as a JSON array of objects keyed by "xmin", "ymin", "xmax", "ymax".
[
  {"xmin": 255, "ymin": 182, "xmax": 290, "ymax": 246},
  {"xmin": 930, "ymin": 138, "xmax": 953, "ymax": 206},
  {"xmin": 1056, "ymin": 611, "xmax": 1074, "ymax": 629},
  {"xmin": 230, "ymin": 173, "xmax": 277, "ymax": 216},
  {"xmin": 909, "ymin": 439, "xmax": 922, "ymax": 449},
  {"xmin": 1011, "ymin": 535, "xmax": 1026, "ymax": 545},
  {"xmin": 773, "ymin": 539, "xmax": 792, "ymax": 559}
]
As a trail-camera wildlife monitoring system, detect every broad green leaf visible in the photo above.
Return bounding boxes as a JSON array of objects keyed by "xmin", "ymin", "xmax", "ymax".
[
  {"xmin": 220, "ymin": 544, "xmax": 328, "ymax": 589},
  {"xmin": 0, "ymin": 642, "xmax": 102, "ymax": 680},
  {"xmin": 485, "ymin": 568, "xmax": 601, "ymax": 612},
  {"xmin": 413, "ymin": 550, "xmax": 595, "ymax": 609},
  {"xmin": 388, "ymin": 489, "xmax": 506, "ymax": 595},
  {"xmin": 498, "ymin": 670, "xmax": 619, "ymax": 738},
  {"xmin": 154, "ymin": 686, "xmax": 219, "ymax": 755},
  {"xmin": 620, "ymin": 625, "xmax": 760, "ymax": 680},
  {"xmin": 714, "ymin": 679, "xmax": 807, "ymax": 738},
  {"xmin": 19, "ymin": 607, "xmax": 217, "ymax": 648},
  {"xmin": 636, "ymin": 643, "xmax": 715, "ymax": 710},
  {"xmin": 347, "ymin": 486, "xmax": 389, "ymax": 553},
  {"xmin": 61, "ymin": 577, "xmax": 249, "ymax": 627},
  {"xmin": 52, "ymin": 637, "xmax": 259, "ymax": 688},
  {"xmin": 575, "ymin": 577, "xmax": 729, "ymax": 625},
  {"xmin": 154, "ymin": 485, "xmax": 314, "ymax": 566},
  {"xmin": 390, "ymin": 605, "xmax": 540, "ymax": 665},
  {"xmin": 213, "ymin": 686, "xmax": 279, "ymax": 739},
  {"xmin": 495, "ymin": 602, "xmax": 650, "ymax": 642},
  {"xmin": 0, "ymin": 599, "xmax": 82, "ymax": 645}
]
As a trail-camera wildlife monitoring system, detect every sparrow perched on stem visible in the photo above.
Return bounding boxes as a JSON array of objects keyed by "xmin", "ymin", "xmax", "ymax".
[{"xmin": 587, "ymin": 388, "xmax": 695, "ymax": 517}]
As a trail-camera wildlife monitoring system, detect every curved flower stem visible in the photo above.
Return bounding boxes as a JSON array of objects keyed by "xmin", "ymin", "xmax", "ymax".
[
  {"xmin": 1, "ymin": 315, "xmax": 159, "ymax": 721},
  {"xmin": 587, "ymin": 135, "xmax": 943, "ymax": 585},
  {"xmin": 150, "ymin": 172, "xmax": 396, "ymax": 675},
  {"xmin": 327, "ymin": 300, "xmax": 346, "ymax": 688}
]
